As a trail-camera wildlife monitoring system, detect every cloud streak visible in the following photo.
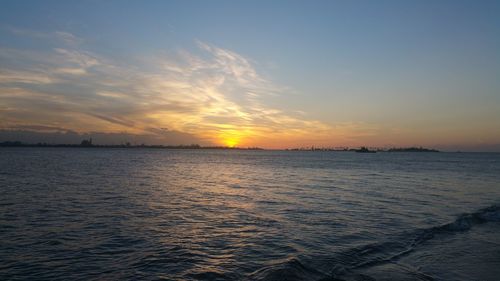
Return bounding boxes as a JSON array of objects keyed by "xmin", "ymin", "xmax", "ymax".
[{"xmin": 0, "ymin": 28, "xmax": 373, "ymax": 147}]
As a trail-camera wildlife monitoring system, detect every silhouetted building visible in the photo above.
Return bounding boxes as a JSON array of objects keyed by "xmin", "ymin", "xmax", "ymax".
[{"xmin": 80, "ymin": 138, "xmax": 93, "ymax": 147}]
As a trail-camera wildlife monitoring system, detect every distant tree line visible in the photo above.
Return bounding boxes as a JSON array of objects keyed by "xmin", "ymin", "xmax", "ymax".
[
  {"xmin": 0, "ymin": 140, "xmax": 439, "ymax": 152},
  {"xmin": 387, "ymin": 147, "xmax": 439, "ymax": 152},
  {"xmin": 286, "ymin": 146, "xmax": 439, "ymax": 152},
  {"xmin": 0, "ymin": 140, "xmax": 264, "ymax": 150}
]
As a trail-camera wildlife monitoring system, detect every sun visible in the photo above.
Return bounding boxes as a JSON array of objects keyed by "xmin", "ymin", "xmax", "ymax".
[
  {"xmin": 219, "ymin": 130, "xmax": 243, "ymax": 147},
  {"xmin": 223, "ymin": 137, "xmax": 239, "ymax": 147}
]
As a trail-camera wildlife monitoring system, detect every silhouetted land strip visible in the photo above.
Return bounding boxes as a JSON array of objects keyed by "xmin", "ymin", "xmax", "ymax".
[
  {"xmin": 0, "ymin": 141, "xmax": 263, "ymax": 150},
  {"xmin": 387, "ymin": 147, "xmax": 439, "ymax": 152},
  {"xmin": 287, "ymin": 146, "xmax": 440, "ymax": 152},
  {"xmin": 355, "ymin": 147, "xmax": 377, "ymax": 153},
  {"xmin": 0, "ymin": 140, "xmax": 439, "ymax": 152}
]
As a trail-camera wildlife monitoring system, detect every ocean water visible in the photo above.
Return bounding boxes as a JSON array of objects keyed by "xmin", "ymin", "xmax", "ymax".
[{"xmin": 1, "ymin": 148, "xmax": 499, "ymax": 281}]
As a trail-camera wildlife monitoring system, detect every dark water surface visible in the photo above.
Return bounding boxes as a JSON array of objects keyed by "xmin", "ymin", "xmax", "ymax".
[{"xmin": 1, "ymin": 148, "xmax": 499, "ymax": 280}]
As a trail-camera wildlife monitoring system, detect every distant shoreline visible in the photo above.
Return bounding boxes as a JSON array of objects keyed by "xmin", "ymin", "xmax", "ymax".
[
  {"xmin": 0, "ymin": 141, "xmax": 263, "ymax": 150},
  {"xmin": 0, "ymin": 141, "xmax": 442, "ymax": 152},
  {"xmin": 1, "ymin": 142, "xmax": 499, "ymax": 152}
]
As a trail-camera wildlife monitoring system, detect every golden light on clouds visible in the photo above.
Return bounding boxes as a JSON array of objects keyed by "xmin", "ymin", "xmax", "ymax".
[
  {"xmin": 0, "ymin": 33, "xmax": 350, "ymax": 148},
  {"xmin": 4, "ymin": 29, "xmax": 498, "ymax": 149}
]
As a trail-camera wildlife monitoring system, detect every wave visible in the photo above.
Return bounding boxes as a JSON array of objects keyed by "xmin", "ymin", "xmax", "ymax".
[
  {"xmin": 249, "ymin": 204, "xmax": 500, "ymax": 281},
  {"xmin": 248, "ymin": 257, "xmax": 328, "ymax": 281}
]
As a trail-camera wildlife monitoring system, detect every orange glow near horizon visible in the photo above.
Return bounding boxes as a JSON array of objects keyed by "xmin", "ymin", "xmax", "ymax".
[
  {"xmin": 1, "ymin": 22, "xmax": 499, "ymax": 152},
  {"xmin": 224, "ymin": 138, "xmax": 239, "ymax": 147},
  {"xmin": 218, "ymin": 130, "xmax": 244, "ymax": 147}
]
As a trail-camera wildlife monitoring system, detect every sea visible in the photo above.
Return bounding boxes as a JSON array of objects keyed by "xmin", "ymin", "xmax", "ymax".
[{"xmin": 1, "ymin": 148, "xmax": 499, "ymax": 281}]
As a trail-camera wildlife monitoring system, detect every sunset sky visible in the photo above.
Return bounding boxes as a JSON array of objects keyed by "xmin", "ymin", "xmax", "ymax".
[{"xmin": 1, "ymin": 0, "xmax": 499, "ymax": 150}]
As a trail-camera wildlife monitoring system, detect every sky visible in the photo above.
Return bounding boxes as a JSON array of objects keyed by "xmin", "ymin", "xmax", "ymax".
[{"xmin": 0, "ymin": 0, "xmax": 499, "ymax": 150}]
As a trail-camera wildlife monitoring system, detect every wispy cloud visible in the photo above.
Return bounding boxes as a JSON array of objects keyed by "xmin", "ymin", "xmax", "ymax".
[
  {"xmin": 4, "ymin": 26, "xmax": 84, "ymax": 46},
  {"xmin": 0, "ymin": 69, "xmax": 55, "ymax": 84},
  {"xmin": 0, "ymin": 28, "xmax": 373, "ymax": 147},
  {"xmin": 54, "ymin": 31, "xmax": 84, "ymax": 46}
]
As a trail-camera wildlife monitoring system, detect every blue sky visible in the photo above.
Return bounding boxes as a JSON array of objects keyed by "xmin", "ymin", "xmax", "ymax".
[{"xmin": 1, "ymin": 0, "xmax": 499, "ymax": 150}]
